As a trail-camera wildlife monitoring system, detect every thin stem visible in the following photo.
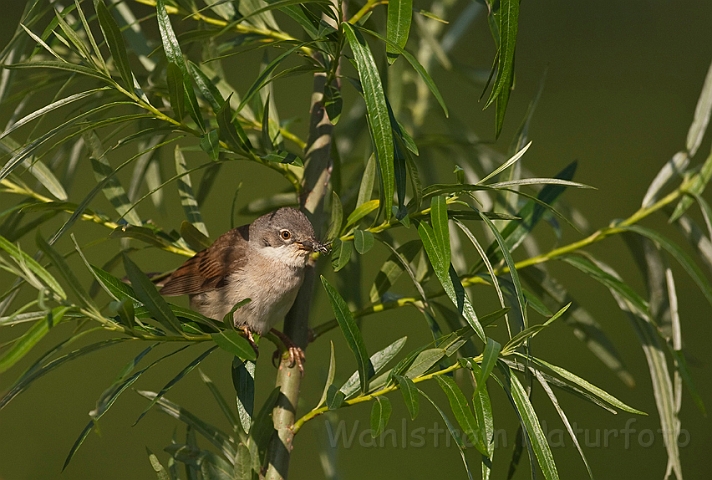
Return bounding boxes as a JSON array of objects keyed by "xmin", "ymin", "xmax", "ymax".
[
  {"xmin": 348, "ymin": 0, "xmax": 386, "ymax": 24},
  {"xmin": 0, "ymin": 179, "xmax": 194, "ymax": 257},
  {"xmin": 310, "ymin": 186, "xmax": 686, "ymax": 337},
  {"xmin": 292, "ymin": 357, "xmax": 477, "ymax": 433},
  {"xmin": 134, "ymin": 0, "xmax": 313, "ymax": 56}
]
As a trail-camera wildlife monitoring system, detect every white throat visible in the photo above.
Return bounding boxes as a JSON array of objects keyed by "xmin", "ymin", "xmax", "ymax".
[{"xmin": 255, "ymin": 243, "xmax": 309, "ymax": 269}]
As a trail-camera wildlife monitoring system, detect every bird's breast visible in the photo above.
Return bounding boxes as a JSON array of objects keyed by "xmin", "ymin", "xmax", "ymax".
[{"xmin": 190, "ymin": 255, "xmax": 305, "ymax": 335}]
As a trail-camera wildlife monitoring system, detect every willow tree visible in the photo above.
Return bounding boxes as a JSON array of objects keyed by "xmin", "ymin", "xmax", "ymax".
[{"xmin": 0, "ymin": 1, "xmax": 709, "ymax": 479}]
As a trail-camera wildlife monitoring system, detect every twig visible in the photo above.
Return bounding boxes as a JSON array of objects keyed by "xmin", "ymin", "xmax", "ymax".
[{"xmin": 264, "ymin": 17, "xmax": 338, "ymax": 479}]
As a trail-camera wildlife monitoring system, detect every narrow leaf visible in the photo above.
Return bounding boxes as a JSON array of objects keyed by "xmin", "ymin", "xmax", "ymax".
[
  {"xmin": 370, "ymin": 396, "xmax": 392, "ymax": 437},
  {"xmin": 211, "ymin": 330, "xmax": 257, "ymax": 361},
  {"xmin": 175, "ymin": 145, "xmax": 208, "ymax": 236},
  {"xmin": 386, "ymin": 0, "xmax": 413, "ymax": 64},
  {"xmin": 316, "ymin": 341, "xmax": 337, "ymax": 409},
  {"xmin": 343, "ymin": 23, "xmax": 395, "ymax": 219},
  {"xmin": 394, "ymin": 374, "xmax": 419, "ymax": 420},
  {"xmin": 123, "ymin": 254, "xmax": 183, "ymax": 334},
  {"xmin": 322, "ymin": 276, "xmax": 372, "ymax": 393},
  {"xmin": 95, "ymin": 0, "xmax": 133, "ymax": 90},
  {"xmin": 504, "ymin": 365, "xmax": 560, "ymax": 480}
]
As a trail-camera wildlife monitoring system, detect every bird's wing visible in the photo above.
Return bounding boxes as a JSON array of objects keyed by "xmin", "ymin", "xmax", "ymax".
[{"xmin": 160, "ymin": 226, "xmax": 249, "ymax": 296}]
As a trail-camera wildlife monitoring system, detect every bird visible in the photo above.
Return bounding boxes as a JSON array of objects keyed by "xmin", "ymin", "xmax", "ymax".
[{"xmin": 159, "ymin": 207, "xmax": 329, "ymax": 372}]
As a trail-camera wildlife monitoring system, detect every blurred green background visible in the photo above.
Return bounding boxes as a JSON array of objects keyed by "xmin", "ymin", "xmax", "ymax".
[{"xmin": 1, "ymin": 1, "xmax": 712, "ymax": 479}]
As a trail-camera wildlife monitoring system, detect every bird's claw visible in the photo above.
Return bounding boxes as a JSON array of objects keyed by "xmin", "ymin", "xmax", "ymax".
[
  {"xmin": 270, "ymin": 329, "xmax": 306, "ymax": 375},
  {"xmin": 240, "ymin": 325, "xmax": 259, "ymax": 356}
]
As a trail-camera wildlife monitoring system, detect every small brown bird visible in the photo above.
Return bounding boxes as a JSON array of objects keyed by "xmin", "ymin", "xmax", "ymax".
[{"xmin": 159, "ymin": 208, "xmax": 328, "ymax": 370}]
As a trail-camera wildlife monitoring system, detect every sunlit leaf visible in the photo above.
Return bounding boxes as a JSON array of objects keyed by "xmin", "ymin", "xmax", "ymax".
[
  {"xmin": 370, "ymin": 396, "xmax": 392, "ymax": 437},
  {"xmin": 343, "ymin": 23, "xmax": 395, "ymax": 219}
]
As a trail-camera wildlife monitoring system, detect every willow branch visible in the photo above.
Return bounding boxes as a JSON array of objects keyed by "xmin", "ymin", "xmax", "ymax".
[
  {"xmin": 264, "ymin": 38, "xmax": 337, "ymax": 480},
  {"xmin": 134, "ymin": 0, "xmax": 313, "ymax": 56},
  {"xmin": 292, "ymin": 356, "xmax": 478, "ymax": 433},
  {"xmin": 310, "ymin": 187, "xmax": 685, "ymax": 338}
]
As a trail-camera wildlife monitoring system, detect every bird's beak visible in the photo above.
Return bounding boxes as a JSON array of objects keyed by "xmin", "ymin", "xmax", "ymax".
[{"xmin": 300, "ymin": 239, "xmax": 331, "ymax": 254}]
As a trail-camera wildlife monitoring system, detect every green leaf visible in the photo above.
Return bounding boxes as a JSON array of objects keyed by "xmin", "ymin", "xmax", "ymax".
[
  {"xmin": 211, "ymin": 330, "xmax": 257, "ymax": 361},
  {"xmin": 686, "ymin": 60, "xmax": 712, "ymax": 156},
  {"xmin": 0, "ymin": 338, "xmax": 126, "ymax": 410},
  {"xmin": 236, "ymin": 44, "xmax": 305, "ymax": 115},
  {"xmin": 454, "ymin": 218, "xmax": 510, "ymax": 331},
  {"xmin": 325, "ymin": 192, "xmax": 343, "ymax": 243},
  {"xmin": 85, "ymin": 131, "xmax": 142, "ymax": 226},
  {"xmin": 436, "ymin": 375, "xmax": 488, "ymax": 455},
  {"xmin": 482, "ymin": 209, "xmax": 526, "ymax": 330},
  {"xmin": 0, "ymin": 307, "xmax": 68, "ymax": 374},
  {"xmin": 503, "ymin": 365, "xmax": 560, "ymax": 480},
  {"xmin": 174, "ymin": 145, "xmax": 209, "ymax": 237},
  {"xmin": 322, "ymin": 276, "xmax": 372, "ymax": 394},
  {"xmin": 179, "ymin": 222, "xmax": 210, "ymax": 253},
  {"xmin": 561, "ymin": 254, "xmax": 648, "ymax": 314},
  {"xmin": 501, "ymin": 303, "xmax": 570, "ymax": 355},
  {"xmin": 123, "ymin": 254, "xmax": 183, "ymax": 334},
  {"xmin": 479, "ymin": 141, "xmax": 532, "ymax": 184},
  {"xmin": 137, "ymin": 391, "xmax": 236, "ymax": 460},
  {"xmin": 324, "ymin": 82, "xmax": 343, "ymax": 124},
  {"xmin": 316, "ymin": 341, "xmax": 337, "ymax": 409},
  {"xmin": 386, "ymin": 0, "xmax": 413, "ymax": 64},
  {"xmin": 370, "ymin": 396, "xmax": 392, "ymax": 437},
  {"xmin": 0, "ymin": 235, "xmax": 65, "ymax": 299},
  {"xmin": 418, "ymin": 222, "xmax": 486, "ymax": 341},
  {"xmin": 200, "ymin": 129, "xmax": 220, "ymax": 162},
  {"xmin": 234, "ymin": 443, "xmax": 254, "ymax": 480},
  {"xmin": 188, "ymin": 60, "xmax": 225, "ymax": 113},
  {"xmin": 340, "ymin": 336, "xmax": 407, "ymax": 398},
  {"xmin": 485, "ymin": 0, "xmax": 520, "ymax": 137},
  {"xmin": 353, "ymin": 229, "xmax": 374, "ymax": 254},
  {"xmin": 357, "ymin": 154, "xmax": 377, "ymax": 207},
  {"xmin": 620, "ymin": 225, "xmax": 712, "ymax": 304},
  {"xmin": 533, "ymin": 370, "xmax": 594, "ymax": 479},
  {"xmin": 95, "ymin": 0, "xmax": 133, "ymax": 90},
  {"xmin": 430, "ymin": 195, "xmax": 450, "ymax": 269},
  {"xmin": 369, "ymin": 239, "xmax": 422, "ymax": 302},
  {"xmin": 36, "ymin": 232, "xmax": 95, "ymax": 309},
  {"xmin": 200, "ymin": 451, "xmax": 234, "ymax": 480},
  {"xmin": 419, "ymin": 389, "xmax": 474, "ymax": 479},
  {"xmin": 458, "ymin": 359, "xmax": 496, "ymax": 479},
  {"xmin": 526, "ymin": 355, "xmax": 646, "ymax": 415},
  {"xmin": 199, "ymin": 369, "xmax": 240, "ymax": 431},
  {"xmin": 474, "ymin": 338, "xmax": 502, "ymax": 400},
  {"xmin": 360, "ymin": 27, "xmax": 448, "ymax": 117},
  {"xmin": 135, "ymin": 346, "xmax": 218, "ymax": 425},
  {"xmin": 393, "ymin": 374, "xmax": 419, "ymax": 420},
  {"xmin": 403, "ymin": 348, "xmax": 445, "ymax": 379},
  {"xmin": 344, "ymin": 199, "xmax": 379, "ymax": 232},
  {"xmin": 89, "ymin": 265, "xmax": 140, "ymax": 305},
  {"xmin": 217, "ymin": 96, "xmax": 252, "ymax": 153},
  {"xmin": 0, "ymin": 88, "xmax": 107, "ymax": 146},
  {"xmin": 146, "ymin": 448, "xmax": 170, "ymax": 480},
  {"xmin": 64, "ymin": 344, "xmax": 189, "ymax": 469},
  {"xmin": 250, "ymin": 387, "xmax": 280, "ymax": 461},
  {"xmin": 156, "ymin": 0, "xmax": 203, "ymax": 130},
  {"xmin": 232, "ymin": 358, "xmax": 256, "ymax": 436},
  {"xmin": 167, "ymin": 61, "xmax": 185, "ymax": 120},
  {"xmin": 112, "ymin": 298, "xmax": 135, "ymax": 330},
  {"xmin": 331, "ymin": 239, "xmax": 353, "ymax": 272},
  {"xmin": 343, "ymin": 23, "xmax": 395, "ymax": 219},
  {"xmin": 669, "ymin": 148, "xmax": 712, "ymax": 222},
  {"xmin": 54, "ymin": 5, "xmax": 93, "ymax": 64}
]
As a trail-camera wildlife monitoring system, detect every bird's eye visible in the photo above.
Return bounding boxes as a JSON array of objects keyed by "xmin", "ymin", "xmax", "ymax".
[{"xmin": 280, "ymin": 229, "xmax": 291, "ymax": 240}]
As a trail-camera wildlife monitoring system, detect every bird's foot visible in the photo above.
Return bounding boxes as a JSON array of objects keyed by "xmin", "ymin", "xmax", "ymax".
[
  {"xmin": 269, "ymin": 329, "xmax": 305, "ymax": 375},
  {"xmin": 240, "ymin": 325, "xmax": 260, "ymax": 357}
]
